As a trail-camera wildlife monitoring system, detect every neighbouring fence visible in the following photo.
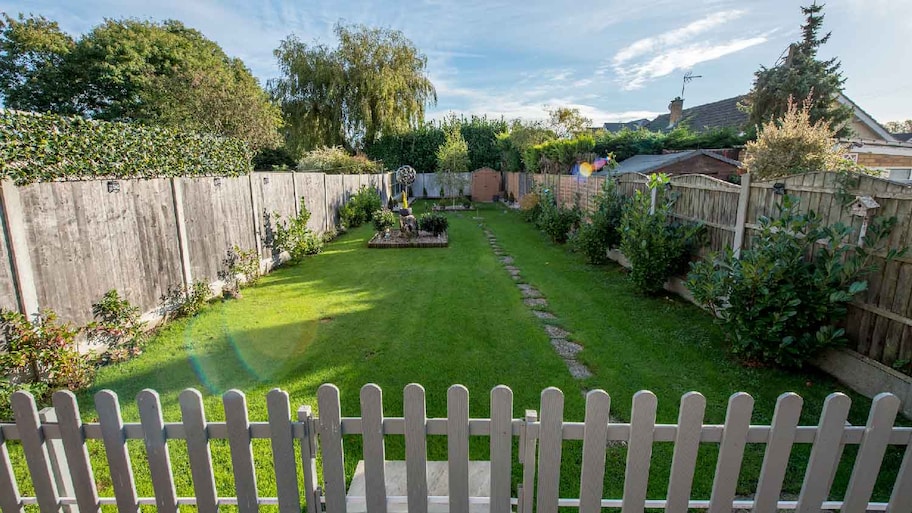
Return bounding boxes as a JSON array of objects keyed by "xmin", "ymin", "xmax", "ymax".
[
  {"xmin": 519, "ymin": 172, "xmax": 912, "ymax": 371},
  {"xmin": 0, "ymin": 172, "xmax": 393, "ymax": 325},
  {"xmin": 1, "ymin": 384, "xmax": 910, "ymax": 513},
  {"xmin": 409, "ymin": 173, "xmax": 472, "ymax": 198}
]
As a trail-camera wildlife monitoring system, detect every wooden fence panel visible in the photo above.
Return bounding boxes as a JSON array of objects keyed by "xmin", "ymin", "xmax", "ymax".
[
  {"xmin": 490, "ymin": 386, "xmax": 513, "ymax": 513},
  {"xmin": 578, "ymin": 390, "xmax": 610, "ymax": 513},
  {"xmin": 622, "ymin": 391, "xmax": 657, "ymax": 513},
  {"xmin": 665, "ymin": 392, "xmax": 705, "ymax": 513},
  {"xmin": 668, "ymin": 174, "xmax": 740, "ymax": 253},
  {"xmin": 753, "ymin": 393, "xmax": 802, "ymax": 513}
]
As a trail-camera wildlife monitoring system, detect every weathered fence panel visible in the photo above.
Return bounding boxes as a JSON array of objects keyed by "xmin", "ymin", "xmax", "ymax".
[
  {"xmin": 1, "ymin": 384, "xmax": 910, "ymax": 513},
  {"xmin": 0, "ymin": 172, "xmax": 391, "ymax": 325},
  {"xmin": 14, "ymin": 178, "xmax": 184, "ymax": 324}
]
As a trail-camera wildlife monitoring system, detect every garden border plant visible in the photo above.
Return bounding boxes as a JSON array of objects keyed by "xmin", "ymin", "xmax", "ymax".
[{"xmin": 686, "ymin": 195, "xmax": 907, "ymax": 367}]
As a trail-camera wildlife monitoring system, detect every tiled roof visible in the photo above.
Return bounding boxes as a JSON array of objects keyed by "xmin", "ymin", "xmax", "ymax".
[
  {"xmin": 645, "ymin": 95, "xmax": 749, "ymax": 132},
  {"xmin": 892, "ymin": 133, "xmax": 912, "ymax": 142},
  {"xmin": 601, "ymin": 119, "xmax": 650, "ymax": 133}
]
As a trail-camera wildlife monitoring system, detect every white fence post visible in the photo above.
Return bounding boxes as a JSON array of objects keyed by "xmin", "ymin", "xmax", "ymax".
[
  {"xmin": 0, "ymin": 179, "xmax": 40, "ymax": 316},
  {"xmin": 38, "ymin": 408, "xmax": 79, "ymax": 513},
  {"xmin": 732, "ymin": 173, "xmax": 752, "ymax": 258}
]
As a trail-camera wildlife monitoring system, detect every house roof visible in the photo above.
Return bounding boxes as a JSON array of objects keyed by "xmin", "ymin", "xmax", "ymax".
[
  {"xmin": 892, "ymin": 133, "xmax": 912, "ymax": 143},
  {"xmin": 836, "ymin": 94, "xmax": 896, "ymax": 141},
  {"xmin": 645, "ymin": 96, "xmax": 749, "ymax": 132},
  {"xmin": 601, "ymin": 119, "xmax": 650, "ymax": 133},
  {"xmin": 593, "ymin": 150, "xmax": 742, "ymax": 176}
]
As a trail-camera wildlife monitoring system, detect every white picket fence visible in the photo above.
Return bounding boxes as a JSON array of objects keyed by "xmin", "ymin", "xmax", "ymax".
[{"xmin": 1, "ymin": 384, "xmax": 911, "ymax": 513}]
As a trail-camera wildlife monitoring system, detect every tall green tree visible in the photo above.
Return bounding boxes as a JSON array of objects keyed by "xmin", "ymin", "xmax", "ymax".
[
  {"xmin": 546, "ymin": 106, "xmax": 591, "ymax": 138},
  {"xmin": 270, "ymin": 23, "xmax": 436, "ymax": 155},
  {"xmin": 744, "ymin": 3, "xmax": 853, "ymax": 137},
  {"xmin": 0, "ymin": 14, "xmax": 281, "ymax": 149}
]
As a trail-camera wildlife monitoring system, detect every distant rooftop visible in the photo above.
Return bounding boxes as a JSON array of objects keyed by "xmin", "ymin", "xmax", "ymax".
[
  {"xmin": 593, "ymin": 149, "xmax": 742, "ymax": 176},
  {"xmin": 645, "ymin": 96, "xmax": 748, "ymax": 132}
]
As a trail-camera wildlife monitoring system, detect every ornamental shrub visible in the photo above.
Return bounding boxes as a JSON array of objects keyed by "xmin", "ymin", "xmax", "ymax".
[
  {"xmin": 86, "ymin": 290, "xmax": 147, "ymax": 363},
  {"xmin": 372, "ymin": 209, "xmax": 396, "ymax": 232},
  {"xmin": 297, "ymin": 146, "xmax": 384, "ymax": 174},
  {"xmin": 0, "ymin": 310, "xmax": 95, "ymax": 401},
  {"xmin": 161, "ymin": 281, "xmax": 211, "ymax": 319},
  {"xmin": 0, "ymin": 110, "xmax": 253, "ymax": 185},
  {"xmin": 274, "ymin": 205, "xmax": 323, "ymax": 260},
  {"xmin": 340, "ymin": 186, "xmax": 383, "ymax": 228},
  {"xmin": 418, "ymin": 212, "xmax": 448, "ymax": 235},
  {"xmin": 519, "ymin": 192, "xmax": 542, "ymax": 223},
  {"xmin": 572, "ymin": 179, "xmax": 627, "ymax": 264},
  {"xmin": 537, "ymin": 189, "xmax": 582, "ymax": 244},
  {"xmin": 686, "ymin": 195, "xmax": 906, "ymax": 367},
  {"xmin": 620, "ymin": 174, "xmax": 704, "ymax": 294}
]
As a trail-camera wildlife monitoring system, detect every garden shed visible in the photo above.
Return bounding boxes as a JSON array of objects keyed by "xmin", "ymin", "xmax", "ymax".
[{"xmin": 471, "ymin": 167, "xmax": 503, "ymax": 202}]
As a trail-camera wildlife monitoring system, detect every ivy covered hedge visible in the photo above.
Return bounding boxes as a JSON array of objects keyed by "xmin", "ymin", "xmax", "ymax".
[{"xmin": 1, "ymin": 110, "xmax": 253, "ymax": 185}]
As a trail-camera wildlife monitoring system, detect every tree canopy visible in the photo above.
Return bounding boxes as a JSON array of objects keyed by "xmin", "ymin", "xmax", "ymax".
[
  {"xmin": 743, "ymin": 3, "xmax": 853, "ymax": 137},
  {"xmin": 0, "ymin": 13, "xmax": 281, "ymax": 150},
  {"xmin": 270, "ymin": 23, "xmax": 436, "ymax": 156},
  {"xmin": 885, "ymin": 120, "xmax": 912, "ymax": 134}
]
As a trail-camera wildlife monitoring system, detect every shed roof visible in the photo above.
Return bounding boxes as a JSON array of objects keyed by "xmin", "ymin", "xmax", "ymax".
[{"xmin": 593, "ymin": 150, "xmax": 741, "ymax": 176}]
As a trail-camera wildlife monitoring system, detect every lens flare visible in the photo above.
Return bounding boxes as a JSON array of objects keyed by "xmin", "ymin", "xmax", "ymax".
[{"xmin": 579, "ymin": 162, "xmax": 593, "ymax": 177}]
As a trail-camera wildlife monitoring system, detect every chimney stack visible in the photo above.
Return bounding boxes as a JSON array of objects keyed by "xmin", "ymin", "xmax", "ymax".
[{"xmin": 668, "ymin": 97, "xmax": 684, "ymax": 128}]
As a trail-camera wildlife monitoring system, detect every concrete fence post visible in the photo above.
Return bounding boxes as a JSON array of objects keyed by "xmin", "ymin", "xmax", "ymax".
[
  {"xmin": 732, "ymin": 173, "xmax": 752, "ymax": 259},
  {"xmin": 247, "ymin": 173, "xmax": 263, "ymax": 257},
  {"xmin": 1, "ymin": 179, "xmax": 40, "ymax": 316},
  {"xmin": 291, "ymin": 171, "xmax": 300, "ymax": 217},
  {"xmin": 169, "ymin": 178, "xmax": 193, "ymax": 290},
  {"xmin": 649, "ymin": 186, "xmax": 658, "ymax": 215},
  {"xmin": 323, "ymin": 173, "xmax": 330, "ymax": 233},
  {"xmin": 38, "ymin": 407, "xmax": 79, "ymax": 513}
]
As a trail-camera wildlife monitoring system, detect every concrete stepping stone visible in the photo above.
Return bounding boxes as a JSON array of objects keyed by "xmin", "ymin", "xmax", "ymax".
[
  {"xmin": 565, "ymin": 359, "xmax": 592, "ymax": 379},
  {"xmin": 519, "ymin": 287, "xmax": 541, "ymax": 298},
  {"xmin": 500, "ymin": 256, "xmax": 514, "ymax": 265},
  {"xmin": 505, "ymin": 265, "xmax": 519, "ymax": 272},
  {"xmin": 532, "ymin": 310, "xmax": 557, "ymax": 320},
  {"xmin": 544, "ymin": 325, "xmax": 571, "ymax": 339},
  {"xmin": 550, "ymin": 339, "xmax": 582, "ymax": 359},
  {"xmin": 508, "ymin": 269, "xmax": 521, "ymax": 277},
  {"xmin": 524, "ymin": 298, "xmax": 548, "ymax": 308}
]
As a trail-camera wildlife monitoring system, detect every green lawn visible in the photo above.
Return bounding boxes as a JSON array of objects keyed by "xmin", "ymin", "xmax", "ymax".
[{"xmin": 7, "ymin": 200, "xmax": 904, "ymax": 507}]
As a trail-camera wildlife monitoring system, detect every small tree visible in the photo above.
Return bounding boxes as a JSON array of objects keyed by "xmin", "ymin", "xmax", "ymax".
[
  {"xmin": 436, "ymin": 125, "xmax": 470, "ymax": 204},
  {"xmin": 546, "ymin": 106, "xmax": 592, "ymax": 138},
  {"xmin": 742, "ymin": 96, "xmax": 857, "ymax": 180}
]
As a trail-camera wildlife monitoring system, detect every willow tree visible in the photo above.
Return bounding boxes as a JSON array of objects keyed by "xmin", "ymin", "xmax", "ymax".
[{"xmin": 271, "ymin": 23, "xmax": 436, "ymax": 156}]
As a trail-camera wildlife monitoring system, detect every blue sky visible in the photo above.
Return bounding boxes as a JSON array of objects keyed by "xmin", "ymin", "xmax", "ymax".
[{"xmin": 8, "ymin": 0, "xmax": 912, "ymax": 125}]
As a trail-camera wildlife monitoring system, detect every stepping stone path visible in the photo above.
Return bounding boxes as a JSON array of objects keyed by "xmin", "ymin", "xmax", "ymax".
[{"xmin": 483, "ymin": 226, "xmax": 594, "ymax": 381}]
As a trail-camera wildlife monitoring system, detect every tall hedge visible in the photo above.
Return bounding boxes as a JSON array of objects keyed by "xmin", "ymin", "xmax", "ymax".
[{"xmin": 1, "ymin": 110, "xmax": 253, "ymax": 185}]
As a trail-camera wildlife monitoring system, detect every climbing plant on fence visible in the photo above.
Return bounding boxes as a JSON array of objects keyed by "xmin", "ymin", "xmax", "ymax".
[{"xmin": 0, "ymin": 110, "xmax": 253, "ymax": 185}]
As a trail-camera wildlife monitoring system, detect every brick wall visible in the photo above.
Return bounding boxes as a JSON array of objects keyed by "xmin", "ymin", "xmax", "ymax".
[
  {"xmin": 855, "ymin": 153, "xmax": 912, "ymax": 168},
  {"xmin": 659, "ymin": 154, "xmax": 740, "ymax": 180}
]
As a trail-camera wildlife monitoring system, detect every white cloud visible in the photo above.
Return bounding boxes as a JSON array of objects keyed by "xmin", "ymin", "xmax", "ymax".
[{"xmin": 608, "ymin": 10, "xmax": 769, "ymax": 90}]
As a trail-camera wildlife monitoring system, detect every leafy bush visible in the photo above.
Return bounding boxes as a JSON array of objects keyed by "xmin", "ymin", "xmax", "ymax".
[
  {"xmin": 620, "ymin": 174, "xmax": 704, "ymax": 294},
  {"xmin": 524, "ymin": 134, "xmax": 596, "ymax": 173},
  {"xmin": 686, "ymin": 196, "xmax": 906, "ymax": 367},
  {"xmin": 297, "ymin": 146, "xmax": 384, "ymax": 174},
  {"xmin": 275, "ymin": 205, "xmax": 323, "ymax": 260},
  {"xmin": 0, "ymin": 310, "xmax": 95, "ymax": 403},
  {"xmin": 252, "ymin": 147, "xmax": 297, "ymax": 170},
  {"xmin": 1, "ymin": 110, "xmax": 253, "ymax": 185},
  {"xmin": 218, "ymin": 246, "xmax": 260, "ymax": 297},
  {"xmin": 86, "ymin": 290, "xmax": 147, "ymax": 363},
  {"xmin": 537, "ymin": 190, "xmax": 582, "ymax": 244},
  {"xmin": 519, "ymin": 192, "xmax": 542, "ymax": 222},
  {"xmin": 372, "ymin": 209, "xmax": 396, "ymax": 232},
  {"xmin": 572, "ymin": 179, "xmax": 627, "ymax": 264},
  {"xmin": 418, "ymin": 212, "xmax": 448, "ymax": 235},
  {"xmin": 742, "ymin": 96, "xmax": 864, "ymax": 179},
  {"xmin": 592, "ymin": 126, "xmax": 748, "ymax": 162},
  {"xmin": 340, "ymin": 186, "xmax": 383, "ymax": 228},
  {"xmin": 161, "ymin": 281, "xmax": 211, "ymax": 318}
]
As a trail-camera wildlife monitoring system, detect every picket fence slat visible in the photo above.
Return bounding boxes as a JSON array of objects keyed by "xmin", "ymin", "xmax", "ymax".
[
  {"xmin": 2, "ymin": 383, "xmax": 911, "ymax": 513},
  {"xmin": 708, "ymin": 393, "xmax": 753, "ymax": 513},
  {"xmin": 843, "ymin": 393, "xmax": 901, "ymax": 513},
  {"xmin": 579, "ymin": 390, "xmax": 610, "ymax": 513},
  {"xmin": 267, "ymin": 389, "xmax": 302, "ymax": 513},
  {"xmin": 404, "ymin": 384, "xmax": 429, "ymax": 513},
  {"xmin": 665, "ymin": 392, "xmax": 706, "ymax": 513},
  {"xmin": 137, "ymin": 389, "xmax": 178, "ymax": 513},
  {"xmin": 447, "ymin": 385, "xmax": 470, "ymax": 513},
  {"xmin": 319, "ymin": 384, "xmax": 347, "ymax": 513},
  {"xmin": 361, "ymin": 384, "xmax": 388, "ymax": 513},
  {"xmin": 95, "ymin": 390, "xmax": 139, "ymax": 513},
  {"xmin": 297, "ymin": 405, "xmax": 320, "ymax": 513},
  {"xmin": 52, "ymin": 390, "xmax": 100, "ymax": 513},
  {"xmin": 0, "ymin": 418, "xmax": 20, "ymax": 513},
  {"xmin": 623, "ymin": 391, "xmax": 657, "ymax": 513},
  {"xmin": 796, "ymin": 393, "xmax": 852, "ymax": 513},
  {"xmin": 11, "ymin": 392, "xmax": 58, "ymax": 513},
  {"xmin": 754, "ymin": 393, "xmax": 803, "ymax": 513},
  {"xmin": 178, "ymin": 389, "xmax": 219, "ymax": 513},
  {"xmin": 536, "ymin": 387, "xmax": 564, "ymax": 513},
  {"xmin": 490, "ymin": 386, "xmax": 513, "ymax": 513}
]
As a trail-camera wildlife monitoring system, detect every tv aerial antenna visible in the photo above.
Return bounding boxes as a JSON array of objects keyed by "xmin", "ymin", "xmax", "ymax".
[{"xmin": 681, "ymin": 71, "xmax": 702, "ymax": 98}]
